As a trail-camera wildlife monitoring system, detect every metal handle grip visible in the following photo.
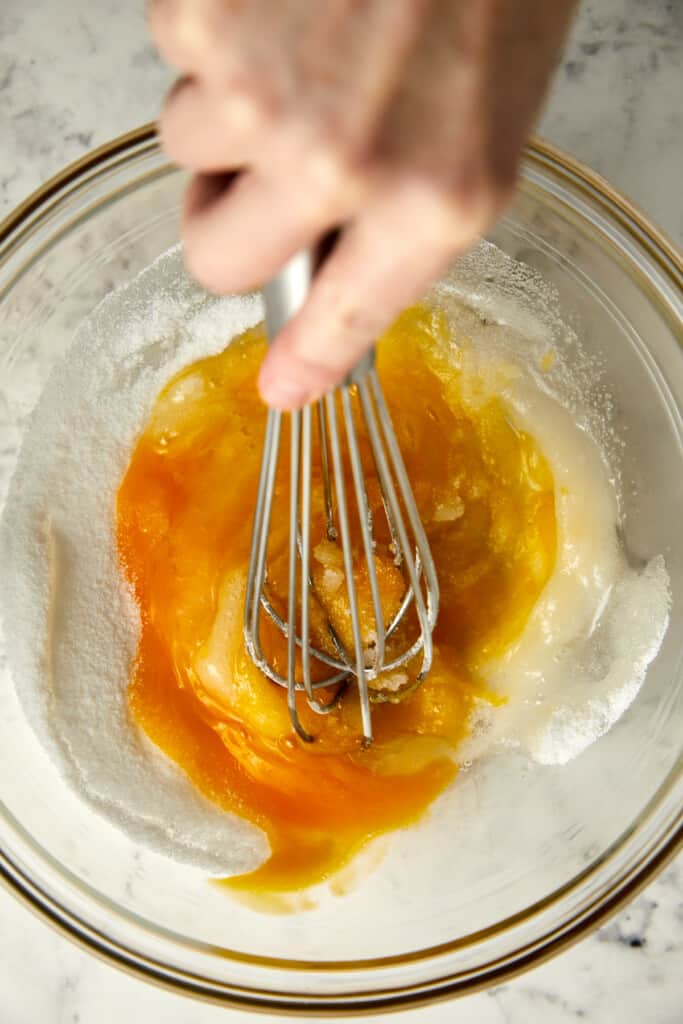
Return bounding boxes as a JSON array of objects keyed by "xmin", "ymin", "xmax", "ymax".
[
  {"xmin": 262, "ymin": 231, "xmax": 340, "ymax": 340},
  {"xmin": 261, "ymin": 230, "xmax": 374, "ymax": 385}
]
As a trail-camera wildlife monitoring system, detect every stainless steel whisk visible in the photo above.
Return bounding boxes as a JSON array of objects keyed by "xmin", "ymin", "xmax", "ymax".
[{"xmin": 244, "ymin": 241, "xmax": 439, "ymax": 745}]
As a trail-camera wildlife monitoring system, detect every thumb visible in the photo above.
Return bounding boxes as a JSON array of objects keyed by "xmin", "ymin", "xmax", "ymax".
[{"xmin": 257, "ymin": 186, "xmax": 463, "ymax": 409}]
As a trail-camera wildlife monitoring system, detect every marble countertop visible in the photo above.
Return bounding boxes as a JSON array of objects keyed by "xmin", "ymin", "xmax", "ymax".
[{"xmin": 0, "ymin": 0, "xmax": 680, "ymax": 1021}]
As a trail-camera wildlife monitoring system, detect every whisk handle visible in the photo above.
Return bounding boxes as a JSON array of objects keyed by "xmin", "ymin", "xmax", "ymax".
[
  {"xmin": 262, "ymin": 251, "xmax": 311, "ymax": 339},
  {"xmin": 262, "ymin": 231, "xmax": 340, "ymax": 340},
  {"xmin": 262, "ymin": 231, "xmax": 375, "ymax": 385}
]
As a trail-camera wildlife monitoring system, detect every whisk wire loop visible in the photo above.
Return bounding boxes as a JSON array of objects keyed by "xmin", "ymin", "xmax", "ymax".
[
  {"xmin": 244, "ymin": 408, "xmax": 282, "ymax": 669},
  {"xmin": 325, "ymin": 390, "xmax": 374, "ymax": 743},
  {"xmin": 286, "ymin": 410, "xmax": 314, "ymax": 742},
  {"xmin": 244, "ymin": 245, "xmax": 439, "ymax": 744},
  {"xmin": 341, "ymin": 385, "xmax": 386, "ymax": 674},
  {"xmin": 359, "ymin": 370, "xmax": 438, "ymax": 679}
]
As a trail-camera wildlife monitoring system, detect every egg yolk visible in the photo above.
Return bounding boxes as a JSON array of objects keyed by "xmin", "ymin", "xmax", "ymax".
[{"xmin": 116, "ymin": 304, "xmax": 556, "ymax": 893}]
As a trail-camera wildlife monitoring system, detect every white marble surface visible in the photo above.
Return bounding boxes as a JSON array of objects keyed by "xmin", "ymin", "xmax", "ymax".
[{"xmin": 0, "ymin": 0, "xmax": 681, "ymax": 1021}]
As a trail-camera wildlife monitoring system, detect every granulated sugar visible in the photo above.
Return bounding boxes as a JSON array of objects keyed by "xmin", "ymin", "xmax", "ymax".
[
  {"xmin": 0, "ymin": 241, "xmax": 671, "ymax": 872},
  {"xmin": 437, "ymin": 243, "xmax": 670, "ymax": 766},
  {"xmin": 0, "ymin": 247, "xmax": 268, "ymax": 872}
]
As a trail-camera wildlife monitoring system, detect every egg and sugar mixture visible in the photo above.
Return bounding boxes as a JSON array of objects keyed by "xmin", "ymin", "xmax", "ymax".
[
  {"xmin": 0, "ymin": 239, "xmax": 669, "ymax": 894},
  {"xmin": 116, "ymin": 304, "xmax": 557, "ymax": 892}
]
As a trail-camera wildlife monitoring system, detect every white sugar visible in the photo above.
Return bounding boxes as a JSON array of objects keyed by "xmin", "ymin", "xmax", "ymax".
[
  {"xmin": 0, "ymin": 247, "xmax": 268, "ymax": 872},
  {"xmin": 528, "ymin": 555, "xmax": 671, "ymax": 765}
]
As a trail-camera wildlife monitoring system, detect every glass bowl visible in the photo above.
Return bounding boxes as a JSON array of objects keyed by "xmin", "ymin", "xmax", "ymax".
[{"xmin": 0, "ymin": 129, "xmax": 680, "ymax": 1014}]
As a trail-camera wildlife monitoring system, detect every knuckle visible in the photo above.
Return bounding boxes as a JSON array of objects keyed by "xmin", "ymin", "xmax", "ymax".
[
  {"xmin": 303, "ymin": 134, "xmax": 372, "ymax": 209},
  {"xmin": 183, "ymin": 236, "xmax": 224, "ymax": 294},
  {"xmin": 149, "ymin": 0, "xmax": 233, "ymax": 72},
  {"xmin": 308, "ymin": 138, "xmax": 354, "ymax": 187},
  {"xmin": 338, "ymin": 305, "xmax": 381, "ymax": 340},
  {"xmin": 393, "ymin": 176, "xmax": 467, "ymax": 251},
  {"xmin": 297, "ymin": 185, "xmax": 337, "ymax": 231},
  {"xmin": 447, "ymin": 162, "xmax": 518, "ymax": 234},
  {"xmin": 400, "ymin": 161, "xmax": 518, "ymax": 251},
  {"xmin": 149, "ymin": 0, "xmax": 203, "ymax": 62},
  {"xmin": 220, "ymin": 78, "xmax": 280, "ymax": 132},
  {"xmin": 182, "ymin": 208, "xmax": 254, "ymax": 295},
  {"xmin": 181, "ymin": 207, "xmax": 223, "ymax": 293}
]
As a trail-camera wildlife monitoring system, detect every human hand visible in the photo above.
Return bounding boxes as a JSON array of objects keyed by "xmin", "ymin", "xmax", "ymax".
[{"xmin": 150, "ymin": 0, "xmax": 577, "ymax": 408}]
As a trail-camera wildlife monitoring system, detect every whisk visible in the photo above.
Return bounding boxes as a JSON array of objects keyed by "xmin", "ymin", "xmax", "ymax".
[{"xmin": 244, "ymin": 240, "xmax": 439, "ymax": 746}]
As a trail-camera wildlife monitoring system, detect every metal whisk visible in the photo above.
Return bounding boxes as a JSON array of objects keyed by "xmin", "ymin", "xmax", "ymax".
[{"xmin": 244, "ymin": 241, "xmax": 439, "ymax": 745}]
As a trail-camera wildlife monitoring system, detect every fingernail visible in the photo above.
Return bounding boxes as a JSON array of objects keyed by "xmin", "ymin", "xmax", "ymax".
[{"xmin": 258, "ymin": 368, "xmax": 313, "ymax": 410}]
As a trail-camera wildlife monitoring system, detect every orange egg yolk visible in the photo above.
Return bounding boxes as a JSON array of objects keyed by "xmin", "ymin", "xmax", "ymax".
[{"xmin": 116, "ymin": 304, "xmax": 556, "ymax": 893}]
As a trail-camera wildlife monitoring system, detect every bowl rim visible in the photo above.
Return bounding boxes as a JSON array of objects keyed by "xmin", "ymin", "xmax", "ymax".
[
  {"xmin": 1, "ymin": 127, "xmax": 681, "ymax": 277},
  {"xmin": 0, "ymin": 126, "xmax": 681, "ymax": 1014}
]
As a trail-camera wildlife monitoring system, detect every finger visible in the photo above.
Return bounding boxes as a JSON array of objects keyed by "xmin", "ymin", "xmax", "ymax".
[
  {"xmin": 159, "ymin": 76, "xmax": 270, "ymax": 171},
  {"xmin": 257, "ymin": 179, "xmax": 475, "ymax": 409},
  {"xmin": 181, "ymin": 169, "xmax": 349, "ymax": 295},
  {"xmin": 148, "ymin": 0, "xmax": 238, "ymax": 76}
]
